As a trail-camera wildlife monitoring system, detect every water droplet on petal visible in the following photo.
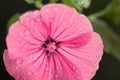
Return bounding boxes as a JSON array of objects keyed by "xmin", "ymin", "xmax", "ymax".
[
  {"xmin": 23, "ymin": 77, "xmax": 26, "ymax": 80},
  {"xmin": 55, "ymin": 74, "xmax": 58, "ymax": 78},
  {"xmin": 73, "ymin": 66, "xmax": 75, "ymax": 69},
  {"xmin": 76, "ymin": 70, "xmax": 79, "ymax": 73},
  {"xmin": 77, "ymin": 76, "xmax": 80, "ymax": 79},
  {"xmin": 27, "ymin": 58, "xmax": 31, "ymax": 63},
  {"xmin": 28, "ymin": 71, "xmax": 32, "ymax": 75},
  {"xmin": 46, "ymin": 68, "xmax": 49, "ymax": 72},
  {"xmin": 30, "ymin": 54, "xmax": 33, "ymax": 59},
  {"xmin": 27, "ymin": 54, "xmax": 33, "ymax": 64},
  {"xmin": 33, "ymin": 72, "xmax": 37, "ymax": 75},
  {"xmin": 15, "ymin": 66, "xmax": 18, "ymax": 70},
  {"xmin": 56, "ymin": 67, "xmax": 59, "ymax": 70},
  {"xmin": 16, "ymin": 58, "xmax": 23, "ymax": 64}
]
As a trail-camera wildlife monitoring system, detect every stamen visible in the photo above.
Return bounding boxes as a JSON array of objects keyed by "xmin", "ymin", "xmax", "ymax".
[{"xmin": 42, "ymin": 38, "xmax": 59, "ymax": 54}]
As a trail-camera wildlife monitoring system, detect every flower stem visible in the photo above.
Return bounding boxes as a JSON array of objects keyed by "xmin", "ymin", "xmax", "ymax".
[{"xmin": 88, "ymin": 9, "xmax": 107, "ymax": 20}]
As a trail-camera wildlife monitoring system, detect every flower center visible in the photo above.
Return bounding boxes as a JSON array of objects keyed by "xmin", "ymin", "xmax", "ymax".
[{"xmin": 42, "ymin": 38, "xmax": 59, "ymax": 54}]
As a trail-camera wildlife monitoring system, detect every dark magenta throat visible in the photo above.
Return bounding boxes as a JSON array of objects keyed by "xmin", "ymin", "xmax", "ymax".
[{"xmin": 42, "ymin": 38, "xmax": 59, "ymax": 54}]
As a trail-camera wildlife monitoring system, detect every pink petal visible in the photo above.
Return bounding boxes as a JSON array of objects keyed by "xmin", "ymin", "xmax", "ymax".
[
  {"xmin": 3, "ymin": 50, "xmax": 27, "ymax": 80},
  {"xmin": 40, "ymin": 4, "xmax": 93, "ymax": 41},
  {"xmin": 60, "ymin": 32, "xmax": 92, "ymax": 48},
  {"xmin": 3, "ymin": 50, "xmax": 49, "ymax": 80},
  {"xmin": 6, "ymin": 11, "xmax": 47, "ymax": 59},
  {"xmin": 4, "ymin": 49, "xmax": 81, "ymax": 80},
  {"xmin": 57, "ymin": 32, "xmax": 103, "ymax": 80},
  {"xmin": 52, "ymin": 53, "xmax": 82, "ymax": 80},
  {"xmin": 19, "ymin": 10, "xmax": 48, "ymax": 40}
]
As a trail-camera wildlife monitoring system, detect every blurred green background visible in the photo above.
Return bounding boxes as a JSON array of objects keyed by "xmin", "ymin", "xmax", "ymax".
[{"xmin": 0, "ymin": 0, "xmax": 120, "ymax": 80}]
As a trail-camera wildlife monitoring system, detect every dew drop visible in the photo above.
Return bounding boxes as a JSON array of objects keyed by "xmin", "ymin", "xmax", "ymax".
[
  {"xmin": 28, "ymin": 71, "xmax": 32, "ymax": 75},
  {"xmin": 15, "ymin": 66, "xmax": 18, "ymax": 70},
  {"xmin": 54, "ymin": 8, "xmax": 57, "ymax": 11},
  {"xmin": 81, "ymin": 1, "xmax": 84, "ymax": 4},
  {"xmin": 33, "ymin": 72, "xmax": 37, "ymax": 75},
  {"xmin": 73, "ymin": 66, "xmax": 75, "ymax": 69},
  {"xmin": 45, "ymin": 9, "xmax": 49, "ymax": 12},
  {"xmin": 60, "ymin": 18, "xmax": 62, "ymax": 21},
  {"xmin": 92, "ymin": 41, "xmax": 96, "ymax": 44},
  {"xmin": 16, "ymin": 59, "xmax": 23, "ymax": 64},
  {"xmin": 30, "ymin": 54, "xmax": 33, "ymax": 60},
  {"xmin": 27, "ymin": 57, "xmax": 32, "ymax": 64},
  {"xmin": 62, "ymin": 13, "xmax": 65, "ymax": 16},
  {"xmin": 77, "ymin": 76, "xmax": 80, "ymax": 79},
  {"xmin": 44, "ymin": 62, "xmax": 48, "ymax": 66},
  {"xmin": 89, "ymin": 58, "xmax": 93, "ymax": 61},
  {"xmin": 46, "ymin": 68, "xmax": 49, "ymax": 71},
  {"xmin": 56, "ymin": 67, "xmax": 59, "ymax": 70},
  {"xmin": 55, "ymin": 74, "xmax": 58, "ymax": 78},
  {"xmin": 27, "ymin": 54, "xmax": 33, "ymax": 63},
  {"xmin": 76, "ymin": 70, "xmax": 79, "ymax": 73},
  {"xmin": 23, "ymin": 77, "xmax": 26, "ymax": 80}
]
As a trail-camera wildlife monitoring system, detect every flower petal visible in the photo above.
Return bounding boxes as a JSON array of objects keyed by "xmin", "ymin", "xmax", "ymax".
[
  {"xmin": 57, "ymin": 32, "xmax": 103, "ymax": 80},
  {"xmin": 19, "ymin": 10, "xmax": 48, "ymax": 40},
  {"xmin": 3, "ymin": 50, "xmax": 50, "ymax": 80},
  {"xmin": 40, "ymin": 4, "xmax": 93, "ymax": 41},
  {"xmin": 3, "ymin": 50, "xmax": 27, "ymax": 80},
  {"xmin": 6, "ymin": 11, "xmax": 48, "ymax": 59},
  {"xmin": 51, "ymin": 53, "xmax": 82, "ymax": 80},
  {"xmin": 60, "ymin": 32, "xmax": 92, "ymax": 48}
]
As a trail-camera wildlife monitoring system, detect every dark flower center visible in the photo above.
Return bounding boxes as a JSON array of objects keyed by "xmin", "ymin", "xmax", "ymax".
[{"xmin": 42, "ymin": 38, "xmax": 59, "ymax": 54}]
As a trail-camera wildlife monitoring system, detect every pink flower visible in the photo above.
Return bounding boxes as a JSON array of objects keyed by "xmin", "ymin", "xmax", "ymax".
[{"xmin": 3, "ymin": 4, "xmax": 103, "ymax": 80}]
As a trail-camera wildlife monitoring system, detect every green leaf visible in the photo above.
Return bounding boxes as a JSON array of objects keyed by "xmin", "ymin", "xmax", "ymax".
[
  {"xmin": 88, "ymin": 0, "xmax": 120, "ymax": 26},
  {"xmin": 25, "ymin": 0, "xmax": 35, "ymax": 4},
  {"xmin": 25, "ymin": 0, "xmax": 43, "ymax": 9},
  {"xmin": 61, "ymin": 0, "xmax": 75, "ymax": 7},
  {"xmin": 50, "ymin": 0, "xmax": 57, "ymax": 3},
  {"xmin": 72, "ymin": 0, "xmax": 92, "ymax": 8},
  {"xmin": 61, "ymin": 0, "xmax": 80, "ymax": 13},
  {"xmin": 71, "ymin": 0, "xmax": 92, "ymax": 12},
  {"xmin": 105, "ymin": 0, "xmax": 120, "ymax": 26},
  {"xmin": 7, "ymin": 13, "xmax": 20, "ymax": 30},
  {"xmin": 91, "ymin": 19, "xmax": 120, "ymax": 60},
  {"xmin": 61, "ymin": 0, "xmax": 83, "ymax": 13},
  {"xmin": 34, "ymin": 0, "xmax": 43, "ymax": 9}
]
